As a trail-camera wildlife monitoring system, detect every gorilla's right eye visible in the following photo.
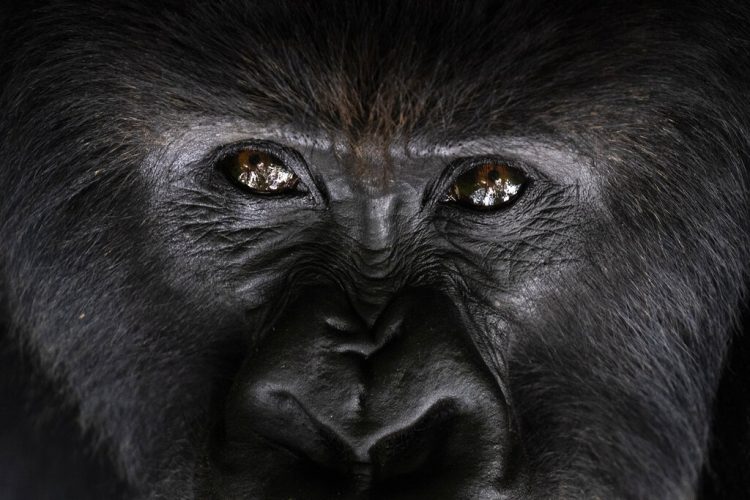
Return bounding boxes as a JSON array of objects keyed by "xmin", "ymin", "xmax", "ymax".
[{"xmin": 219, "ymin": 148, "xmax": 301, "ymax": 195}]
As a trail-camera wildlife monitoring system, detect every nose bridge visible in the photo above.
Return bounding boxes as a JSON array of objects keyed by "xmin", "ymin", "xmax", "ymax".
[
  {"xmin": 358, "ymin": 192, "xmax": 399, "ymax": 252},
  {"xmin": 329, "ymin": 139, "xmax": 423, "ymax": 326},
  {"xmin": 346, "ymin": 191, "xmax": 409, "ymax": 326}
]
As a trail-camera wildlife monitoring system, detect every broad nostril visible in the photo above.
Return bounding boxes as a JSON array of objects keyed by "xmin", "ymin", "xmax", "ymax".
[
  {"xmin": 370, "ymin": 399, "xmax": 462, "ymax": 481},
  {"xmin": 324, "ymin": 314, "xmax": 380, "ymax": 357},
  {"xmin": 234, "ymin": 384, "xmax": 465, "ymax": 480},
  {"xmin": 323, "ymin": 295, "xmax": 407, "ymax": 357},
  {"xmin": 236, "ymin": 388, "xmax": 358, "ymax": 471}
]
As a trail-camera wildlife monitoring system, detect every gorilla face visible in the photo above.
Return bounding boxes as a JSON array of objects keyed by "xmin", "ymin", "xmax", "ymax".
[{"xmin": 1, "ymin": 2, "xmax": 749, "ymax": 499}]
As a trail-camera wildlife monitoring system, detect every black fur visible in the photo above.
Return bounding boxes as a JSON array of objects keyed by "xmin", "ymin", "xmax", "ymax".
[{"xmin": 1, "ymin": 1, "xmax": 749, "ymax": 498}]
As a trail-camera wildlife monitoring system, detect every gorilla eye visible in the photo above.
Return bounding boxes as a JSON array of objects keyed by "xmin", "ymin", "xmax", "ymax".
[
  {"xmin": 443, "ymin": 161, "xmax": 527, "ymax": 210},
  {"xmin": 219, "ymin": 148, "xmax": 300, "ymax": 194}
]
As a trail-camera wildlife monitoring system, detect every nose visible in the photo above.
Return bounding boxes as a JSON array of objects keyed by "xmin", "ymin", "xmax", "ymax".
[
  {"xmin": 220, "ymin": 286, "xmax": 510, "ymax": 497},
  {"xmin": 240, "ymin": 386, "xmax": 464, "ymax": 480}
]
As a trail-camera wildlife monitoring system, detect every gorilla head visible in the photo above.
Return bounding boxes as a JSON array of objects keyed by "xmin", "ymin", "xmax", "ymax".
[{"xmin": 1, "ymin": 1, "xmax": 749, "ymax": 499}]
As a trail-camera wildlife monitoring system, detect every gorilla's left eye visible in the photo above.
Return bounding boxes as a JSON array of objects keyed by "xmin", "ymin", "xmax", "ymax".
[
  {"xmin": 219, "ymin": 148, "xmax": 301, "ymax": 195},
  {"xmin": 443, "ymin": 161, "xmax": 527, "ymax": 210}
]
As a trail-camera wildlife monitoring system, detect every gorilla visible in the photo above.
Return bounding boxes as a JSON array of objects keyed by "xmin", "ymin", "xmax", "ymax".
[{"xmin": 1, "ymin": 1, "xmax": 749, "ymax": 499}]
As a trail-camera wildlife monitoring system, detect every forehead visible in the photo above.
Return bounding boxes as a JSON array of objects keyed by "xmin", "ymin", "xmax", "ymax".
[{"xmin": 27, "ymin": 1, "xmax": 680, "ymax": 141}]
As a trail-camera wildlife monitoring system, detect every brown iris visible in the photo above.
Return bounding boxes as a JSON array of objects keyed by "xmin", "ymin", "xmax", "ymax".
[
  {"xmin": 221, "ymin": 148, "xmax": 300, "ymax": 194},
  {"xmin": 443, "ymin": 161, "xmax": 526, "ymax": 210}
]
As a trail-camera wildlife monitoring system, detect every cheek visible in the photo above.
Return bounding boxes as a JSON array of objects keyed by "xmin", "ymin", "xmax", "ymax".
[
  {"xmin": 146, "ymin": 203, "xmax": 327, "ymax": 313},
  {"xmin": 431, "ymin": 200, "xmax": 590, "ymax": 295}
]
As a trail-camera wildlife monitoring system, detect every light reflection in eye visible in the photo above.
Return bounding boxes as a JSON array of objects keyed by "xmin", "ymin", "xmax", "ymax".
[
  {"xmin": 443, "ymin": 162, "xmax": 526, "ymax": 210},
  {"xmin": 220, "ymin": 149, "xmax": 300, "ymax": 194}
]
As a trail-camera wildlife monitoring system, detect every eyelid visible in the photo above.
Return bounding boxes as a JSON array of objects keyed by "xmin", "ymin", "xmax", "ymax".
[
  {"xmin": 448, "ymin": 157, "xmax": 527, "ymax": 181},
  {"xmin": 214, "ymin": 140, "xmax": 296, "ymax": 172}
]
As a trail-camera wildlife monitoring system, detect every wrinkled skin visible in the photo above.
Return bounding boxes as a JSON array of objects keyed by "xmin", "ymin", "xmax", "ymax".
[{"xmin": 1, "ymin": 1, "xmax": 749, "ymax": 499}]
